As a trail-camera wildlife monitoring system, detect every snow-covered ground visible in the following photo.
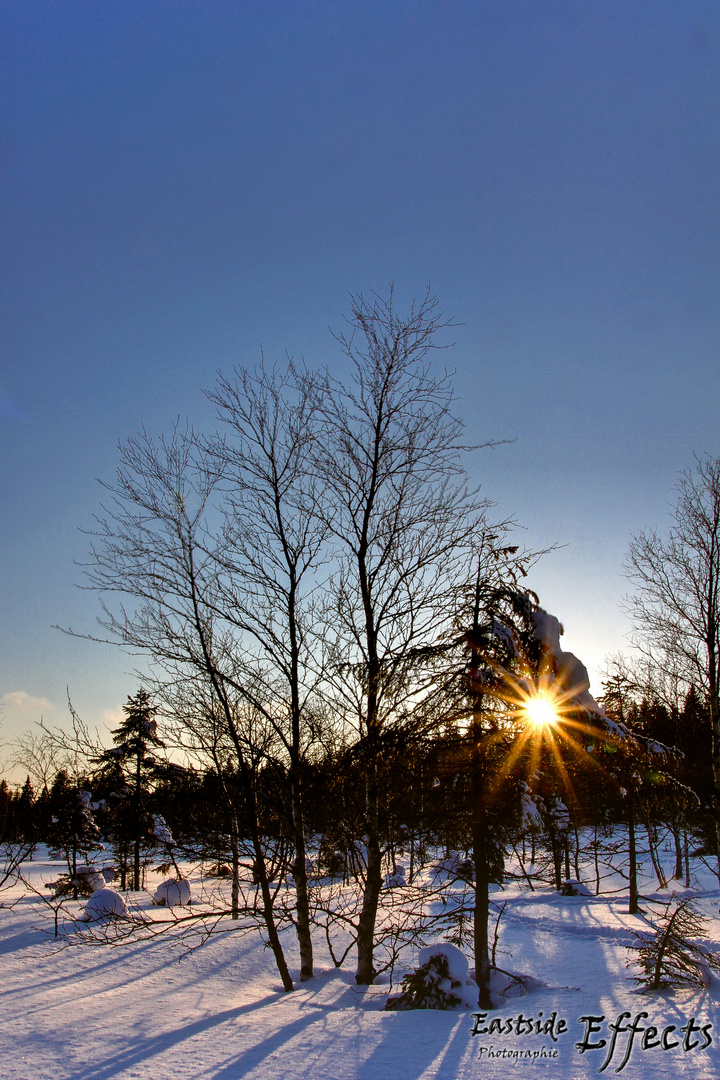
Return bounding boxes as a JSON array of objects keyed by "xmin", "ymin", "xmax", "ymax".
[{"xmin": 1, "ymin": 851, "xmax": 719, "ymax": 1079}]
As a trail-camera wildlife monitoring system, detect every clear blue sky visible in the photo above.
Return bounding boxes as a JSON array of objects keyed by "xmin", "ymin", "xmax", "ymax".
[{"xmin": 1, "ymin": 1, "xmax": 718, "ymax": 764}]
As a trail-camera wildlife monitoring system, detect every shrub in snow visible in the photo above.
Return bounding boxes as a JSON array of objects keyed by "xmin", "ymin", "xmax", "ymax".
[
  {"xmin": 490, "ymin": 968, "xmax": 544, "ymax": 1000},
  {"xmin": 78, "ymin": 888, "xmax": 129, "ymax": 922},
  {"xmin": 153, "ymin": 878, "xmax": 191, "ymax": 907},
  {"xmin": 385, "ymin": 944, "xmax": 476, "ymax": 1011},
  {"xmin": 560, "ymin": 879, "xmax": 593, "ymax": 897},
  {"xmin": 207, "ymin": 863, "xmax": 232, "ymax": 877},
  {"xmin": 317, "ymin": 849, "xmax": 344, "ymax": 878},
  {"xmin": 628, "ymin": 898, "xmax": 720, "ymax": 991}
]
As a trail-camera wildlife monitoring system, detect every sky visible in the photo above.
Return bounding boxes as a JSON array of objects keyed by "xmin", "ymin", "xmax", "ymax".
[{"xmin": 1, "ymin": 0, "xmax": 718, "ymax": 772}]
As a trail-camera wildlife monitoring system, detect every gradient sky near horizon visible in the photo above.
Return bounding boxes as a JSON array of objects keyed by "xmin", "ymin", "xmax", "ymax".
[{"xmin": 1, "ymin": 1, "xmax": 718, "ymax": 772}]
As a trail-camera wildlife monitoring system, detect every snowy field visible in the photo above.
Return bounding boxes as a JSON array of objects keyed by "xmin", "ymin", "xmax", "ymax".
[{"xmin": 1, "ymin": 851, "xmax": 719, "ymax": 1080}]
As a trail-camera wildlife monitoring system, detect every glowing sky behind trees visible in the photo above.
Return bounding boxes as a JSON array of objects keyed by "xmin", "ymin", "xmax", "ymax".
[{"xmin": 1, "ymin": 1, "xmax": 718, "ymax": 758}]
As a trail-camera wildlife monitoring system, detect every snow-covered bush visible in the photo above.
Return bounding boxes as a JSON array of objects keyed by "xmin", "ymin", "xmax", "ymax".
[
  {"xmin": 77, "ymin": 867, "xmax": 106, "ymax": 892},
  {"xmin": 417, "ymin": 943, "xmax": 469, "ymax": 980},
  {"xmin": 385, "ymin": 944, "xmax": 477, "ymax": 1011},
  {"xmin": 78, "ymin": 888, "xmax": 129, "ymax": 922},
  {"xmin": 518, "ymin": 782, "xmax": 543, "ymax": 833},
  {"xmin": 151, "ymin": 815, "xmax": 173, "ymax": 847},
  {"xmin": 152, "ymin": 878, "xmax": 191, "ymax": 907},
  {"xmin": 547, "ymin": 795, "xmax": 570, "ymax": 834},
  {"xmin": 49, "ymin": 866, "xmax": 106, "ymax": 899}
]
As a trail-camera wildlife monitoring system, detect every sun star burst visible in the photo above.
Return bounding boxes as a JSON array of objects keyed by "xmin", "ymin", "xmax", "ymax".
[{"xmin": 523, "ymin": 694, "xmax": 559, "ymax": 728}]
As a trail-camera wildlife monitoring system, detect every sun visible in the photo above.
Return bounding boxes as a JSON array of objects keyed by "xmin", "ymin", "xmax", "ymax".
[{"xmin": 523, "ymin": 694, "xmax": 559, "ymax": 728}]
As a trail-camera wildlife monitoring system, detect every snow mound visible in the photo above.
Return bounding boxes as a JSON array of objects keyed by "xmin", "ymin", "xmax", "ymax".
[
  {"xmin": 153, "ymin": 878, "xmax": 191, "ymax": 907},
  {"xmin": 417, "ymin": 942, "xmax": 468, "ymax": 982},
  {"xmin": 429, "ymin": 855, "xmax": 473, "ymax": 883},
  {"xmin": 78, "ymin": 889, "xmax": 129, "ymax": 922}
]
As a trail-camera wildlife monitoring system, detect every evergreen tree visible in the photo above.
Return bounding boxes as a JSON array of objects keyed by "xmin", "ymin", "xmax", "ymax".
[
  {"xmin": 47, "ymin": 771, "xmax": 103, "ymax": 894},
  {"xmin": 95, "ymin": 690, "xmax": 165, "ymax": 890},
  {"xmin": 13, "ymin": 775, "xmax": 36, "ymax": 843}
]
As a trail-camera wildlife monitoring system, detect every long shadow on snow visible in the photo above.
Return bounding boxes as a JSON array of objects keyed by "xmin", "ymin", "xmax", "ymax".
[
  {"xmin": 357, "ymin": 1010, "xmax": 474, "ymax": 1080},
  {"xmin": 64, "ymin": 993, "xmax": 288, "ymax": 1080},
  {"xmin": 70, "ymin": 968, "xmax": 478, "ymax": 1080},
  {"xmin": 0, "ymin": 925, "xmax": 216, "ymax": 1007},
  {"xmin": 205, "ymin": 1005, "xmax": 473, "ymax": 1080},
  {"xmin": 206, "ymin": 974, "xmax": 482, "ymax": 1080}
]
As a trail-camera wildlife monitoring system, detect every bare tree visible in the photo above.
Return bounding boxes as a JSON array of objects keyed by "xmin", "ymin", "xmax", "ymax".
[
  {"xmin": 12, "ymin": 693, "xmax": 102, "ymax": 792},
  {"xmin": 12, "ymin": 728, "xmax": 72, "ymax": 794},
  {"xmin": 315, "ymin": 288, "xmax": 490, "ymax": 984},
  {"xmin": 77, "ymin": 424, "xmax": 295, "ymax": 990},
  {"xmin": 203, "ymin": 361, "xmax": 327, "ymax": 980},
  {"xmin": 625, "ymin": 454, "xmax": 720, "ymax": 890}
]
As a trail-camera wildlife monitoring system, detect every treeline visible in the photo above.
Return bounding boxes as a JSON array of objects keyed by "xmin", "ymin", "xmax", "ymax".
[{"xmin": 5, "ymin": 681, "xmax": 715, "ymax": 887}]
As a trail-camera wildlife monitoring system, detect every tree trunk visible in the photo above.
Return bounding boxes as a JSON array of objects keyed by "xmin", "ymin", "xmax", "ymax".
[
  {"xmin": 470, "ymin": 706, "xmax": 493, "ymax": 1010},
  {"xmin": 644, "ymin": 818, "xmax": 667, "ymax": 889},
  {"xmin": 628, "ymin": 809, "xmax": 639, "ymax": 915},
  {"xmin": 551, "ymin": 830, "xmax": 562, "ymax": 890},
  {"xmin": 254, "ymin": 846, "xmax": 294, "ymax": 992},
  {"xmin": 708, "ymin": 671, "xmax": 720, "ymax": 896},
  {"xmin": 72, "ymin": 840, "xmax": 78, "ymax": 900},
  {"xmin": 290, "ymin": 774, "xmax": 313, "ymax": 981},
  {"xmin": 134, "ymin": 748, "xmax": 142, "ymax": 891},
  {"xmin": 672, "ymin": 821, "xmax": 684, "ymax": 880},
  {"xmin": 356, "ymin": 759, "xmax": 382, "ymax": 985},
  {"xmin": 215, "ymin": 680, "xmax": 294, "ymax": 992},
  {"xmin": 472, "ymin": 774, "xmax": 493, "ymax": 1009},
  {"xmin": 244, "ymin": 792, "xmax": 293, "ymax": 991},
  {"xmin": 230, "ymin": 815, "xmax": 240, "ymax": 920}
]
